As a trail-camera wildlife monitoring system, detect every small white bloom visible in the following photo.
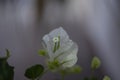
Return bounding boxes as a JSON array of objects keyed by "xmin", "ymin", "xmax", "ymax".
[{"xmin": 43, "ymin": 27, "xmax": 78, "ymax": 69}]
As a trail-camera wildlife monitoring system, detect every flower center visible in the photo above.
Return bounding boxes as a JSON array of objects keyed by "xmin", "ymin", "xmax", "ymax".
[
  {"xmin": 53, "ymin": 37, "xmax": 59, "ymax": 43},
  {"xmin": 53, "ymin": 36, "xmax": 60, "ymax": 53}
]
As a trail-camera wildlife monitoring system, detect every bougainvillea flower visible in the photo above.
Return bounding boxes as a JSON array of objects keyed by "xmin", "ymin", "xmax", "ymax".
[{"xmin": 42, "ymin": 27, "xmax": 78, "ymax": 69}]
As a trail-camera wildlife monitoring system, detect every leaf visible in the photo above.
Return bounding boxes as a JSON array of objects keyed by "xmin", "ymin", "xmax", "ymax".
[
  {"xmin": 24, "ymin": 64, "xmax": 44, "ymax": 80},
  {"xmin": 0, "ymin": 50, "xmax": 14, "ymax": 80},
  {"xmin": 91, "ymin": 56, "xmax": 101, "ymax": 70}
]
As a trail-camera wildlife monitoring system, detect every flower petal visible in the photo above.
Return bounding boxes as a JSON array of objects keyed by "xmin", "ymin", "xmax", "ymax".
[
  {"xmin": 49, "ymin": 27, "xmax": 69, "ymax": 40},
  {"xmin": 43, "ymin": 27, "xmax": 70, "ymax": 59},
  {"xmin": 43, "ymin": 35, "xmax": 53, "ymax": 58},
  {"xmin": 53, "ymin": 39, "xmax": 73, "ymax": 58},
  {"xmin": 43, "ymin": 27, "xmax": 78, "ymax": 68},
  {"xmin": 58, "ymin": 43, "xmax": 78, "ymax": 68},
  {"xmin": 62, "ymin": 54, "xmax": 77, "ymax": 68}
]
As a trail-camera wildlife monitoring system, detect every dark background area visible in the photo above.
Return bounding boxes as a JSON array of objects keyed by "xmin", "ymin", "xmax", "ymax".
[{"xmin": 0, "ymin": 0, "xmax": 120, "ymax": 80}]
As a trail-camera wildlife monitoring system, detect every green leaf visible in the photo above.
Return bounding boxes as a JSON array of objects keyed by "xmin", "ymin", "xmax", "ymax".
[
  {"xmin": 91, "ymin": 56, "xmax": 101, "ymax": 70},
  {"xmin": 103, "ymin": 76, "xmax": 111, "ymax": 80},
  {"xmin": 0, "ymin": 50, "xmax": 14, "ymax": 80},
  {"xmin": 24, "ymin": 64, "xmax": 44, "ymax": 80},
  {"xmin": 38, "ymin": 49, "xmax": 47, "ymax": 56}
]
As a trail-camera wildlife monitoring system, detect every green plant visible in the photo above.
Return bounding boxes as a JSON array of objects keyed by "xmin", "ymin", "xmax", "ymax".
[
  {"xmin": 24, "ymin": 27, "xmax": 111, "ymax": 80},
  {"xmin": 0, "ymin": 27, "xmax": 111, "ymax": 80},
  {"xmin": 0, "ymin": 49, "xmax": 14, "ymax": 80}
]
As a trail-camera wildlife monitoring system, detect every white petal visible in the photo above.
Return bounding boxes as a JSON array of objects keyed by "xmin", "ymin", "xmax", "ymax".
[
  {"xmin": 49, "ymin": 27, "xmax": 69, "ymax": 41},
  {"xmin": 58, "ymin": 43, "xmax": 78, "ymax": 68},
  {"xmin": 42, "ymin": 27, "xmax": 78, "ymax": 66},
  {"xmin": 43, "ymin": 27, "xmax": 70, "ymax": 59},
  {"xmin": 54, "ymin": 40, "xmax": 73, "ymax": 58},
  {"xmin": 43, "ymin": 35, "xmax": 53, "ymax": 58},
  {"xmin": 62, "ymin": 54, "xmax": 78, "ymax": 68}
]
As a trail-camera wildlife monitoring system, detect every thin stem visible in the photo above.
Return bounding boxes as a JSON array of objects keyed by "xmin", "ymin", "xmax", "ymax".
[
  {"xmin": 61, "ymin": 74, "xmax": 65, "ymax": 80},
  {"xmin": 61, "ymin": 73, "xmax": 65, "ymax": 80}
]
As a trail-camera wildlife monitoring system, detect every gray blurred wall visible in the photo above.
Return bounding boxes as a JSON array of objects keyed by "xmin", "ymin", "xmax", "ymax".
[{"xmin": 0, "ymin": 0, "xmax": 120, "ymax": 80}]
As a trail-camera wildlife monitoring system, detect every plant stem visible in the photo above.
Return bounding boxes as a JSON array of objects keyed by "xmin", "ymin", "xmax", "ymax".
[{"xmin": 61, "ymin": 74, "xmax": 65, "ymax": 80}]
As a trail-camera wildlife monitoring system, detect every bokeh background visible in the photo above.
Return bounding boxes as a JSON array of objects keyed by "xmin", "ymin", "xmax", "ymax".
[{"xmin": 0, "ymin": 0, "xmax": 120, "ymax": 80}]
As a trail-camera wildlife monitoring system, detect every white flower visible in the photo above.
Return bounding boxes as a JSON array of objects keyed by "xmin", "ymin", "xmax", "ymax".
[{"xmin": 43, "ymin": 27, "xmax": 78, "ymax": 69}]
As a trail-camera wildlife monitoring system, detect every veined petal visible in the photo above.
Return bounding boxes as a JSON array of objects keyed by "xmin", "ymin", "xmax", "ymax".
[
  {"xmin": 53, "ymin": 40, "xmax": 73, "ymax": 58},
  {"xmin": 43, "ymin": 27, "xmax": 70, "ymax": 58},
  {"xmin": 43, "ymin": 35, "xmax": 53, "ymax": 58},
  {"xmin": 58, "ymin": 43, "xmax": 78, "ymax": 68},
  {"xmin": 42, "ymin": 27, "xmax": 78, "ymax": 68},
  {"xmin": 62, "ymin": 54, "xmax": 77, "ymax": 68},
  {"xmin": 48, "ymin": 27, "xmax": 69, "ymax": 40}
]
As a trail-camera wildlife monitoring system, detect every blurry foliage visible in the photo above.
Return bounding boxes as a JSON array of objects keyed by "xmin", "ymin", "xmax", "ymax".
[
  {"xmin": 83, "ymin": 56, "xmax": 111, "ymax": 80},
  {"xmin": 0, "ymin": 49, "xmax": 110, "ymax": 80},
  {"xmin": 103, "ymin": 76, "xmax": 111, "ymax": 80},
  {"xmin": 91, "ymin": 56, "xmax": 101, "ymax": 70},
  {"xmin": 0, "ymin": 49, "xmax": 14, "ymax": 80},
  {"xmin": 25, "ymin": 49, "xmax": 111, "ymax": 80}
]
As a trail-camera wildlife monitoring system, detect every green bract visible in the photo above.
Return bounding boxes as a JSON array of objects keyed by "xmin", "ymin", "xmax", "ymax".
[
  {"xmin": 91, "ymin": 56, "xmax": 101, "ymax": 70},
  {"xmin": 38, "ymin": 49, "xmax": 47, "ymax": 56},
  {"xmin": 103, "ymin": 76, "xmax": 111, "ymax": 80},
  {"xmin": 47, "ymin": 59, "xmax": 61, "ymax": 71},
  {"xmin": 43, "ymin": 27, "xmax": 78, "ymax": 70}
]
